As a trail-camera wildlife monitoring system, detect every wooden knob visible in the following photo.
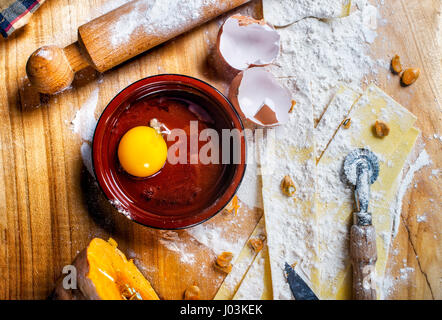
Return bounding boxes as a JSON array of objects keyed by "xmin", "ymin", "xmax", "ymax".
[{"xmin": 26, "ymin": 45, "xmax": 75, "ymax": 94}]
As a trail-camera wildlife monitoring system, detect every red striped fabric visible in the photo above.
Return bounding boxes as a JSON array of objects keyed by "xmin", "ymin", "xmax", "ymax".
[{"xmin": 0, "ymin": 0, "xmax": 45, "ymax": 38}]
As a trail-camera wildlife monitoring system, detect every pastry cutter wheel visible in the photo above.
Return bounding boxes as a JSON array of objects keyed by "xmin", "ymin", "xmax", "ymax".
[{"xmin": 344, "ymin": 148, "xmax": 379, "ymax": 300}]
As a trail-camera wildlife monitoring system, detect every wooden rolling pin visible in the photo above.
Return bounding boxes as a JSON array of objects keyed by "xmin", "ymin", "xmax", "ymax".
[{"xmin": 26, "ymin": 0, "xmax": 250, "ymax": 94}]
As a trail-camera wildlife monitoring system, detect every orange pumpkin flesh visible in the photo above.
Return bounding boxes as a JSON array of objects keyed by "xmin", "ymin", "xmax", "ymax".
[
  {"xmin": 53, "ymin": 238, "xmax": 159, "ymax": 300},
  {"xmin": 86, "ymin": 238, "xmax": 159, "ymax": 300}
]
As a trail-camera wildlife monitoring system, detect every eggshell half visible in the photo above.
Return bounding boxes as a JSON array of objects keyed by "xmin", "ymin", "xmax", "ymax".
[
  {"xmin": 214, "ymin": 15, "xmax": 280, "ymax": 78},
  {"xmin": 229, "ymin": 67, "xmax": 292, "ymax": 127}
]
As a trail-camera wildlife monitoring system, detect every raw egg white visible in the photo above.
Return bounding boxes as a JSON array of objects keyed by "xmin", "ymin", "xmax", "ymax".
[{"xmin": 118, "ymin": 126, "xmax": 167, "ymax": 178}]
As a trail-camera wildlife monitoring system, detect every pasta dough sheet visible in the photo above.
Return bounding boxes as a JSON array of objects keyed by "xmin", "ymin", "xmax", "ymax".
[
  {"xmin": 259, "ymin": 79, "xmax": 319, "ymax": 300},
  {"xmin": 233, "ymin": 244, "xmax": 273, "ymax": 300},
  {"xmin": 229, "ymin": 85, "xmax": 418, "ymax": 300},
  {"xmin": 316, "ymin": 85, "xmax": 418, "ymax": 299},
  {"xmin": 315, "ymin": 85, "xmax": 361, "ymax": 159},
  {"xmin": 214, "ymin": 217, "xmax": 266, "ymax": 300}
]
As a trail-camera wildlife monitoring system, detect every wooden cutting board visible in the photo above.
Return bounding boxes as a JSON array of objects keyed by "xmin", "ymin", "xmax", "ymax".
[{"xmin": 0, "ymin": 0, "xmax": 440, "ymax": 299}]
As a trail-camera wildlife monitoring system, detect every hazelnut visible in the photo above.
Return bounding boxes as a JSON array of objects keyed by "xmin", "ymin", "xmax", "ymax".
[
  {"xmin": 214, "ymin": 264, "xmax": 233, "ymax": 274},
  {"xmin": 391, "ymin": 55, "xmax": 403, "ymax": 74},
  {"xmin": 281, "ymin": 175, "xmax": 296, "ymax": 197},
  {"xmin": 249, "ymin": 238, "xmax": 264, "ymax": 252},
  {"xmin": 343, "ymin": 118, "xmax": 351, "ymax": 129},
  {"xmin": 373, "ymin": 120, "xmax": 390, "ymax": 138},
  {"xmin": 401, "ymin": 68, "xmax": 420, "ymax": 86},
  {"xmin": 184, "ymin": 285, "xmax": 201, "ymax": 300},
  {"xmin": 216, "ymin": 252, "xmax": 233, "ymax": 267}
]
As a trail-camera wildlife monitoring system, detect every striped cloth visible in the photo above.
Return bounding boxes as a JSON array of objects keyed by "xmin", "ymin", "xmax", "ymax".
[{"xmin": 0, "ymin": 0, "xmax": 45, "ymax": 38}]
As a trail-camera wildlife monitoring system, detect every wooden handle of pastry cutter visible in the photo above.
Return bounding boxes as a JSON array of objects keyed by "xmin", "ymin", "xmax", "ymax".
[
  {"xmin": 350, "ymin": 224, "xmax": 378, "ymax": 300},
  {"xmin": 25, "ymin": 0, "xmax": 250, "ymax": 94}
]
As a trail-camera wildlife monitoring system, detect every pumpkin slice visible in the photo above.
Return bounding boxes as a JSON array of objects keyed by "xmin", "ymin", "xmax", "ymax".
[{"xmin": 52, "ymin": 238, "xmax": 159, "ymax": 300}]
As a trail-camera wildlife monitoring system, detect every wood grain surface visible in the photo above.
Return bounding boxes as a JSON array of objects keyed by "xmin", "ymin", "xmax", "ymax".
[{"xmin": 0, "ymin": 0, "xmax": 440, "ymax": 300}]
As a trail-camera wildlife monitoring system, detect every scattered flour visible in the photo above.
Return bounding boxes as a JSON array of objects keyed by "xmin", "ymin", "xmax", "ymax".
[
  {"xmin": 186, "ymin": 222, "xmax": 247, "ymax": 257},
  {"xmin": 399, "ymin": 267, "xmax": 415, "ymax": 280},
  {"xmin": 233, "ymin": 252, "xmax": 266, "ymax": 300},
  {"xmin": 109, "ymin": 199, "xmax": 132, "ymax": 220},
  {"xmin": 160, "ymin": 240, "xmax": 196, "ymax": 265},
  {"xmin": 71, "ymin": 87, "xmax": 100, "ymax": 178},
  {"xmin": 381, "ymin": 274, "xmax": 395, "ymax": 298},
  {"xmin": 429, "ymin": 169, "xmax": 439, "ymax": 180},
  {"xmin": 267, "ymin": 0, "xmax": 380, "ymax": 120},
  {"xmin": 381, "ymin": 256, "xmax": 416, "ymax": 298},
  {"xmin": 109, "ymin": 0, "xmax": 228, "ymax": 48},
  {"xmin": 381, "ymin": 266, "xmax": 415, "ymax": 298},
  {"xmin": 263, "ymin": 0, "xmax": 350, "ymax": 27},
  {"xmin": 80, "ymin": 142, "xmax": 94, "ymax": 177},
  {"xmin": 315, "ymin": 86, "xmax": 360, "ymax": 156},
  {"xmin": 429, "ymin": 133, "xmax": 442, "ymax": 143},
  {"xmin": 221, "ymin": 256, "xmax": 255, "ymax": 296},
  {"xmin": 158, "ymin": 231, "xmax": 196, "ymax": 265},
  {"xmin": 391, "ymin": 149, "xmax": 431, "ymax": 237},
  {"xmin": 71, "ymin": 87, "xmax": 99, "ymax": 143}
]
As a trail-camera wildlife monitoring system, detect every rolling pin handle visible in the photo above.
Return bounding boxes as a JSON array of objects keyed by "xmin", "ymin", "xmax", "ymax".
[{"xmin": 26, "ymin": 45, "xmax": 75, "ymax": 95}]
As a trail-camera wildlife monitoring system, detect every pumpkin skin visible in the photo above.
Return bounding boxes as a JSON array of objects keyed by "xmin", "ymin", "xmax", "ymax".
[{"xmin": 51, "ymin": 238, "xmax": 159, "ymax": 300}]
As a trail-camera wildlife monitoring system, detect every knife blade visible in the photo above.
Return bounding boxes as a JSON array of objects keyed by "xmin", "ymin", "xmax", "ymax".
[{"xmin": 284, "ymin": 263, "xmax": 319, "ymax": 300}]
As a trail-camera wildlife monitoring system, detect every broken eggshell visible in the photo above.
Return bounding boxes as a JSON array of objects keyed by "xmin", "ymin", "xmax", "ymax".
[
  {"xmin": 215, "ymin": 15, "xmax": 280, "ymax": 78},
  {"xmin": 229, "ymin": 67, "xmax": 292, "ymax": 127}
]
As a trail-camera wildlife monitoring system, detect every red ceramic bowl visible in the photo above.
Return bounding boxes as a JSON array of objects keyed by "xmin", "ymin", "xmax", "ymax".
[{"xmin": 92, "ymin": 74, "xmax": 246, "ymax": 229}]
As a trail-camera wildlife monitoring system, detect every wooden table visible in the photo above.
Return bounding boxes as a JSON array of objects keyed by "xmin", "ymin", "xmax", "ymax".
[{"xmin": 0, "ymin": 0, "xmax": 440, "ymax": 300}]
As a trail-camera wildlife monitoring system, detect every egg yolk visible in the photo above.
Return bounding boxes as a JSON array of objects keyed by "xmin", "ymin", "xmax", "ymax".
[{"xmin": 118, "ymin": 126, "xmax": 168, "ymax": 178}]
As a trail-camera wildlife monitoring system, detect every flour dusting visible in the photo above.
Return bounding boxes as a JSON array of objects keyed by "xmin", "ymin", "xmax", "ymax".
[
  {"xmin": 391, "ymin": 149, "xmax": 431, "ymax": 237},
  {"xmin": 71, "ymin": 87, "xmax": 99, "ymax": 143},
  {"xmin": 81, "ymin": 142, "xmax": 94, "ymax": 177},
  {"xmin": 263, "ymin": 0, "xmax": 350, "ymax": 27},
  {"xmin": 109, "ymin": 0, "xmax": 228, "ymax": 48},
  {"xmin": 109, "ymin": 199, "xmax": 132, "ymax": 220},
  {"xmin": 158, "ymin": 231, "xmax": 196, "ymax": 265},
  {"xmin": 70, "ymin": 87, "xmax": 100, "ymax": 178},
  {"xmin": 187, "ymin": 221, "xmax": 247, "ymax": 257},
  {"xmin": 267, "ymin": 0, "xmax": 380, "ymax": 120}
]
